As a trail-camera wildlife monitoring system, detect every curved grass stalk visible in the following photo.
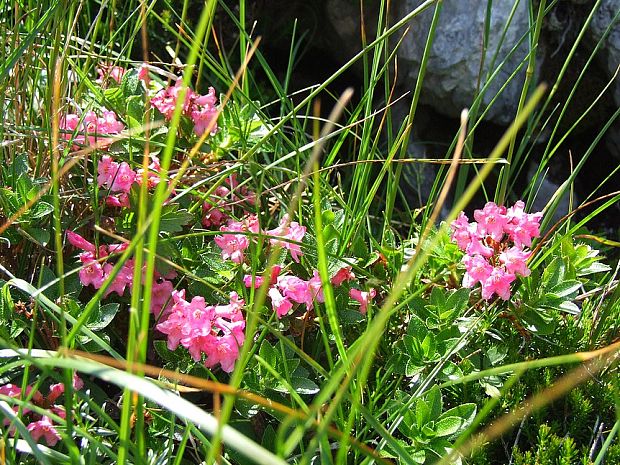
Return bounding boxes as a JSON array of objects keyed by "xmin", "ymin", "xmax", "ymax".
[{"xmin": 0, "ymin": 349, "xmax": 290, "ymax": 465}]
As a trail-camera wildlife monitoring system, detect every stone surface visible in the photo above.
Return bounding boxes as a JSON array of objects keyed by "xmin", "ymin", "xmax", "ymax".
[
  {"xmin": 588, "ymin": 0, "xmax": 620, "ymax": 105},
  {"xmin": 394, "ymin": 0, "xmax": 533, "ymax": 125}
]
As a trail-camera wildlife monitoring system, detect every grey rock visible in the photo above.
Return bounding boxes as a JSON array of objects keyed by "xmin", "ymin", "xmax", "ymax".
[
  {"xmin": 395, "ymin": 0, "xmax": 533, "ymax": 125},
  {"xmin": 588, "ymin": 0, "xmax": 620, "ymax": 105}
]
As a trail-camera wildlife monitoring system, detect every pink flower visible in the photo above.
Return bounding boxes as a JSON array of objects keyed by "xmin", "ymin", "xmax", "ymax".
[
  {"xmin": 481, "ymin": 267, "xmax": 515, "ymax": 300},
  {"xmin": 97, "ymin": 155, "xmax": 120, "ymax": 188},
  {"xmin": 214, "ymin": 233, "xmax": 249, "ymax": 264},
  {"xmin": 505, "ymin": 201, "xmax": 542, "ymax": 247},
  {"xmin": 27, "ymin": 417, "xmax": 61, "ymax": 446},
  {"xmin": 474, "ymin": 202, "xmax": 508, "ymax": 241},
  {"xmin": 244, "ymin": 275, "xmax": 264, "ymax": 288},
  {"xmin": 191, "ymin": 87, "xmax": 219, "ymax": 136},
  {"xmin": 202, "ymin": 185, "xmax": 232, "ymax": 228},
  {"xmin": 96, "ymin": 65, "xmax": 126, "ymax": 84},
  {"xmin": 137, "ymin": 64, "xmax": 150, "ymax": 82},
  {"xmin": 350, "ymin": 288, "xmax": 376, "ymax": 315},
  {"xmin": 307, "ymin": 271, "xmax": 325, "ymax": 307},
  {"xmin": 110, "ymin": 162, "xmax": 136, "ymax": 193},
  {"xmin": 0, "ymin": 384, "xmax": 22, "ymax": 397},
  {"xmin": 60, "ymin": 110, "xmax": 124, "ymax": 148},
  {"xmin": 136, "ymin": 156, "xmax": 162, "ymax": 190},
  {"xmin": 156, "ymin": 289, "xmax": 246, "ymax": 373},
  {"xmin": 462, "ymin": 254, "xmax": 493, "ymax": 288},
  {"xmin": 78, "ymin": 252, "xmax": 105, "ymax": 288},
  {"xmin": 450, "ymin": 212, "xmax": 476, "ymax": 251},
  {"xmin": 244, "ymin": 265, "xmax": 282, "ymax": 289},
  {"xmin": 267, "ymin": 215, "xmax": 306, "ymax": 262},
  {"xmin": 150, "ymin": 279, "xmax": 175, "ymax": 317},
  {"xmin": 47, "ymin": 374, "xmax": 83, "ymax": 404},
  {"xmin": 499, "ymin": 246, "xmax": 532, "ymax": 277},
  {"xmin": 465, "ymin": 236, "xmax": 494, "ymax": 258},
  {"xmin": 277, "ymin": 275, "xmax": 309, "ymax": 305},
  {"xmin": 151, "ymin": 80, "xmax": 195, "ymax": 120},
  {"xmin": 203, "ymin": 333, "xmax": 239, "ymax": 373},
  {"xmin": 105, "ymin": 193, "xmax": 130, "ymax": 208},
  {"xmin": 156, "ymin": 292, "xmax": 187, "ymax": 351},
  {"xmin": 66, "ymin": 230, "xmax": 96, "ymax": 253},
  {"xmin": 47, "ymin": 383, "xmax": 64, "ymax": 404},
  {"xmin": 102, "ymin": 263, "xmax": 131, "ymax": 297},
  {"xmin": 214, "ymin": 220, "xmax": 252, "ymax": 263},
  {"xmin": 331, "ymin": 266, "xmax": 355, "ymax": 286},
  {"xmin": 268, "ymin": 287, "xmax": 294, "ymax": 318}
]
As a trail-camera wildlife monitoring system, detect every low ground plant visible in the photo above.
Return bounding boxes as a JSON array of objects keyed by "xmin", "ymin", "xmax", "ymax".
[{"xmin": 0, "ymin": 1, "xmax": 618, "ymax": 464}]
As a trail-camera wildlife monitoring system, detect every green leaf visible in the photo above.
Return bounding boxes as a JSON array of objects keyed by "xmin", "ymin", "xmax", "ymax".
[
  {"xmin": 126, "ymin": 95, "xmax": 144, "ymax": 127},
  {"xmin": 38, "ymin": 266, "xmax": 58, "ymax": 301},
  {"xmin": 103, "ymin": 87, "xmax": 124, "ymax": 111},
  {"xmin": 258, "ymin": 341, "xmax": 278, "ymax": 369},
  {"xmin": 559, "ymin": 300, "xmax": 580, "ymax": 315},
  {"xmin": 153, "ymin": 340, "xmax": 188, "ymax": 363},
  {"xmin": 521, "ymin": 305, "xmax": 556, "ymax": 335},
  {"xmin": 434, "ymin": 416, "xmax": 465, "ymax": 437},
  {"xmin": 578, "ymin": 261, "xmax": 611, "ymax": 276},
  {"xmin": 159, "ymin": 204, "xmax": 194, "ymax": 233},
  {"xmin": 416, "ymin": 399, "xmax": 431, "ymax": 428},
  {"xmin": 438, "ymin": 403, "xmax": 476, "ymax": 430},
  {"xmin": 120, "ymin": 69, "xmax": 144, "ymax": 99},
  {"xmin": 542, "ymin": 258, "xmax": 565, "ymax": 289},
  {"xmin": 425, "ymin": 385, "xmax": 443, "ymax": 421},
  {"xmin": 421, "ymin": 332, "xmax": 437, "ymax": 358},
  {"xmin": 87, "ymin": 303, "xmax": 120, "ymax": 331},
  {"xmin": 30, "ymin": 201, "xmax": 53, "ymax": 219},
  {"xmin": 22, "ymin": 227, "xmax": 49, "ymax": 247},
  {"xmin": 405, "ymin": 359, "xmax": 425, "ymax": 378},
  {"xmin": 546, "ymin": 280, "xmax": 581, "ymax": 300},
  {"xmin": 289, "ymin": 377, "xmax": 319, "ymax": 395}
]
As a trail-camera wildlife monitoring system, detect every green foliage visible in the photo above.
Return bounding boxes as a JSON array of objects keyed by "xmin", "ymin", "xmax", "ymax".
[
  {"xmin": 0, "ymin": 155, "xmax": 53, "ymax": 248},
  {"xmin": 0, "ymin": 0, "xmax": 618, "ymax": 464},
  {"xmin": 385, "ymin": 387, "xmax": 476, "ymax": 464}
]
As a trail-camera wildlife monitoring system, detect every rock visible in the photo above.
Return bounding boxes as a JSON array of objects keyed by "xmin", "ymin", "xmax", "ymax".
[
  {"xmin": 588, "ymin": 0, "xmax": 620, "ymax": 105},
  {"xmin": 395, "ymin": 0, "xmax": 533, "ymax": 125}
]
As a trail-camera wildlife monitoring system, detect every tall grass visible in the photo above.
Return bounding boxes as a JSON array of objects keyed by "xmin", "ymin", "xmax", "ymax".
[{"xmin": 0, "ymin": 1, "xmax": 619, "ymax": 464}]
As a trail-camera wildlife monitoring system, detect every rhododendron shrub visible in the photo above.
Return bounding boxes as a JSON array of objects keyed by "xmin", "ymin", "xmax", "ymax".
[{"xmin": 450, "ymin": 201, "xmax": 542, "ymax": 300}]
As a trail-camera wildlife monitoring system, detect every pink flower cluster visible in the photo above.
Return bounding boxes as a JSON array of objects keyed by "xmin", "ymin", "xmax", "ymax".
[
  {"xmin": 97, "ymin": 154, "xmax": 162, "ymax": 207},
  {"xmin": 243, "ymin": 264, "xmax": 375, "ymax": 318},
  {"xmin": 202, "ymin": 174, "xmax": 256, "ymax": 228},
  {"xmin": 60, "ymin": 110, "xmax": 124, "ymax": 149},
  {"xmin": 450, "ymin": 201, "xmax": 542, "ymax": 300},
  {"xmin": 151, "ymin": 80, "xmax": 219, "ymax": 136},
  {"xmin": 67, "ymin": 230, "xmax": 175, "ymax": 316},
  {"xmin": 214, "ymin": 214, "xmax": 306, "ymax": 265},
  {"xmin": 0, "ymin": 374, "xmax": 83, "ymax": 447},
  {"xmin": 243, "ymin": 266, "xmax": 323, "ymax": 318},
  {"xmin": 155, "ymin": 290, "xmax": 245, "ymax": 372}
]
